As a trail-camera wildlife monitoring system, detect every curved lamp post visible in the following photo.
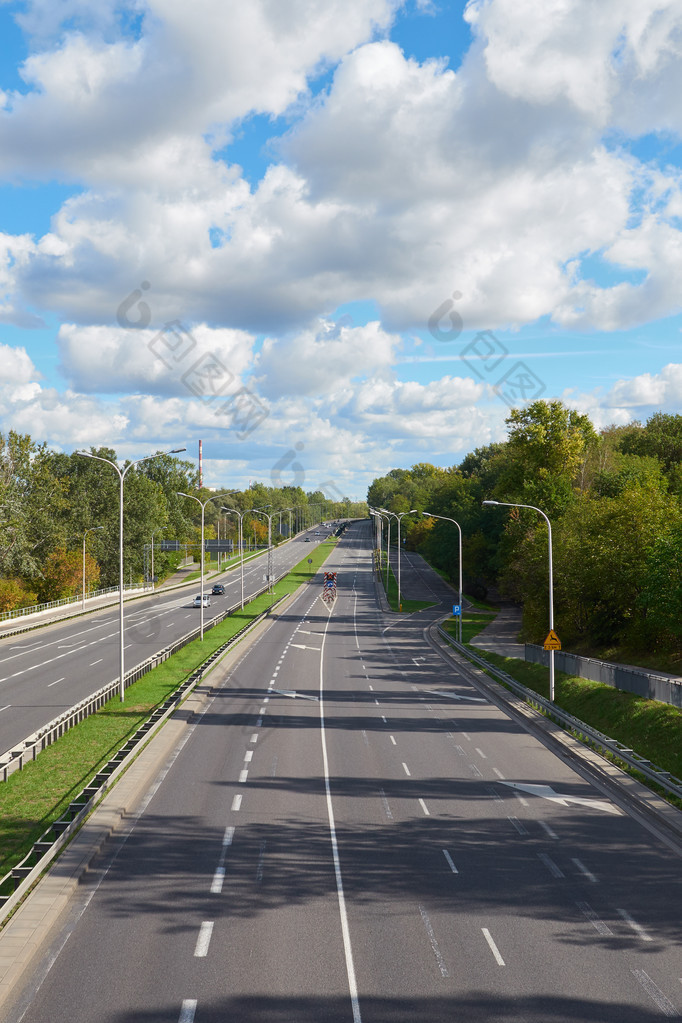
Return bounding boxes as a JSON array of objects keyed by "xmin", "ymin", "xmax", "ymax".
[
  {"xmin": 76, "ymin": 446, "xmax": 186, "ymax": 701},
  {"xmin": 177, "ymin": 491, "xmax": 236, "ymax": 640},
  {"xmin": 222, "ymin": 507, "xmax": 245, "ymax": 609},
  {"xmin": 483, "ymin": 499, "xmax": 555, "ymax": 701},
  {"xmin": 422, "ymin": 511, "xmax": 463, "ymax": 642},
  {"xmin": 380, "ymin": 508, "xmax": 417, "ymax": 610},
  {"xmin": 248, "ymin": 507, "xmax": 273, "ymax": 593}
]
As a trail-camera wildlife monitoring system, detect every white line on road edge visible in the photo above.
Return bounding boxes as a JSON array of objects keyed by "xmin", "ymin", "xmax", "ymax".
[
  {"xmin": 632, "ymin": 969, "xmax": 679, "ymax": 1017},
  {"xmin": 179, "ymin": 999, "xmax": 197, "ymax": 1022},
  {"xmin": 419, "ymin": 905, "xmax": 449, "ymax": 976},
  {"xmin": 442, "ymin": 849, "xmax": 458, "ymax": 873},
  {"xmin": 482, "ymin": 928, "xmax": 505, "ymax": 966},
  {"xmin": 194, "ymin": 921, "xmax": 214, "ymax": 957},
  {"xmin": 319, "ymin": 595, "xmax": 362, "ymax": 1023}
]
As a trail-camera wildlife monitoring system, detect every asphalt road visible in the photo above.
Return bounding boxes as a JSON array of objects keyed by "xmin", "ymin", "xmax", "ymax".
[
  {"xmin": 6, "ymin": 521, "xmax": 682, "ymax": 1022},
  {"xmin": 0, "ymin": 529, "xmax": 328, "ymax": 756}
]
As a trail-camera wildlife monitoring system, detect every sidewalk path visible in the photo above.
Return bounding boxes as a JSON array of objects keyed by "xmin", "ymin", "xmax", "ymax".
[{"xmin": 469, "ymin": 601, "xmax": 525, "ymax": 659}]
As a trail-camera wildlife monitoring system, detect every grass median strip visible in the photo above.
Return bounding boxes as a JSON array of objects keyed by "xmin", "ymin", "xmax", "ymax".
[
  {"xmin": 377, "ymin": 554, "xmax": 435, "ymax": 614},
  {"xmin": 441, "ymin": 616, "xmax": 682, "ymax": 808},
  {"xmin": 0, "ymin": 539, "xmax": 337, "ymax": 881}
]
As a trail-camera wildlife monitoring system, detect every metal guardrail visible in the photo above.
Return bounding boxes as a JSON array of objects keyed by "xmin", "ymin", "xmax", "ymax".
[
  {"xmin": 0, "ymin": 584, "xmax": 143, "ymax": 622},
  {"xmin": 0, "ymin": 587, "xmax": 293, "ymax": 922},
  {"xmin": 438, "ymin": 627, "xmax": 682, "ymax": 805}
]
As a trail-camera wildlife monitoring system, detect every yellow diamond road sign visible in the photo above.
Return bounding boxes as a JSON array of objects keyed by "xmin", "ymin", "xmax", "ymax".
[{"xmin": 544, "ymin": 629, "xmax": 561, "ymax": 650}]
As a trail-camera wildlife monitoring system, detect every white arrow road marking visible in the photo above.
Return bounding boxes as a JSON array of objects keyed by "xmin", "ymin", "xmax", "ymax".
[
  {"xmin": 272, "ymin": 688, "xmax": 319, "ymax": 701},
  {"xmin": 425, "ymin": 688, "xmax": 486, "ymax": 703},
  {"xmin": 290, "ymin": 643, "xmax": 321, "ymax": 651},
  {"xmin": 500, "ymin": 782, "xmax": 620, "ymax": 815}
]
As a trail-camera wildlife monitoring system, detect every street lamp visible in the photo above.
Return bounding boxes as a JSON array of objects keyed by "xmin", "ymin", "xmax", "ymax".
[
  {"xmin": 423, "ymin": 512, "xmax": 463, "ymax": 642},
  {"xmin": 368, "ymin": 508, "xmax": 385, "ymax": 576},
  {"xmin": 380, "ymin": 508, "xmax": 417, "ymax": 610},
  {"xmin": 222, "ymin": 507, "xmax": 245, "ymax": 609},
  {"xmin": 82, "ymin": 526, "xmax": 104, "ymax": 610},
  {"xmin": 177, "ymin": 491, "xmax": 236, "ymax": 640},
  {"xmin": 76, "ymin": 446, "xmax": 186, "ymax": 701},
  {"xmin": 483, "ymin": 499, "xmax": 555, "ymax": 701},
  {"xmin": 248, "ymin": 506, "xmax": 273, "ymax": 593}
]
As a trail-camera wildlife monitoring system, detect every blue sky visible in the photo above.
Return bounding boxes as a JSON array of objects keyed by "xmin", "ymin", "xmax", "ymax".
[{"xmin": 1, "ymin": 0, "xmax": 682, "ymax": 498}]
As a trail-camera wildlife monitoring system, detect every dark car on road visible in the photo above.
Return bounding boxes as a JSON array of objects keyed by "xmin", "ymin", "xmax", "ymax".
[{"xmin": 212, "ymin": 584, "xmax": 225, "ymax": 595}]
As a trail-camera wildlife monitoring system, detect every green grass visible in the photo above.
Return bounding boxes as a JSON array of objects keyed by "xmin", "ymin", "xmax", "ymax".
[
  {"xmin": 0, "ymin": 539, "xmax": 337, "ymax": 882},
  {"xmin": 444, "ymin": 629, "xmax": 682, "ymax": 807},
  {"xmin": 442, "ymin": 612, "xmax": 496, "ymax": 645},
  {"xmin": 377, "ymin": 553, "xmax": 435, "ymax": 613}
]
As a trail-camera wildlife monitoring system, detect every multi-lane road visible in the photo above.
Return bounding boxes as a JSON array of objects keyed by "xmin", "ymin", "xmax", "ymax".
[
  {"xmin": 4, "ymin": 520, "xmax": 682, "ymax": 1021},
  {"xmin": 0, "ymin": 529, "xmax": 328, "ymax": 755}
]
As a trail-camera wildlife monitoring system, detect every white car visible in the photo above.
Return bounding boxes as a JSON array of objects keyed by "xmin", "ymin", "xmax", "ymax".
[{"xmin": 193, "ymin": 594, "xmax": 211, "ymax": 607}]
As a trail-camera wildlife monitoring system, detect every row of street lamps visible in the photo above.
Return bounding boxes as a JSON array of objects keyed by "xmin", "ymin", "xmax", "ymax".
[
  {"xmin": 371, "ymin": 499, "xmax": 555, "ymax": 699},
  {"xmin": 74, "ymin": 445, "xmax": 323, "ymax": 703}
]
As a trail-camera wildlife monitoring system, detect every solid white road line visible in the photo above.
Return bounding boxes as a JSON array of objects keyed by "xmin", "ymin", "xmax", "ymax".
[
  {"xmin": 442, "ymin": 849, "xmax": 458, "ymax": 874},
  {"xmin": 179, "ymin": 999, "xmax": 197, "ymax": 1022},
  {"xmin": 618, "ymin": 908, "xmax": 653, "ymax": 941},
  {"xmin": 320, "ymin": 600, "xmax": 362, "ymax": 1023},
  {"xmin": 231, "ymin": 794, "xmax": 242, "ymax": 811},
  {"xmin": 481, "ymin": 928, "xmax": 505, "ymax": 966},
  {"xmin": 194, "ymin": 921, "xmax": 214, "ymax": 957},
  {"xmin": 380, "ymin": 788, "xmax": 393, "ymax": 821},
  {"xmin": 571, "ymin": 857, "xmax": 597, "ymax": 882}
]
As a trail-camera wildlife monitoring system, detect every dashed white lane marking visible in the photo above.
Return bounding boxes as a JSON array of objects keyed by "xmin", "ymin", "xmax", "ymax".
[
  {"xmin": 374, "ymin": 698, "xmax": 380, "ymax": 705},
  {"xmin": 256, "ymin": 717, "xmax": 263, "ymax": 727},
  {"xmin": 632, "ymin": 969, "xmax": 679, "ymax": 1017},
  {"xmin": 539, "ymin": 820, "xmax": 558, "ymax": 840},
  {"xmin": 537, "ymin": 852, "xmax": 564, "ymax": 878},
  {"xmin": 507, "ymin": 816, "xmax": 527, "ymax": 835},
  {"xmin": 492, "ymin": 767, "xmax": 505, "ymax": 779},
  {"xmin": 419, "ymin": 905, "xmax": 449, "ymax": 977},
  {"xmin": 368, "ymin": 684, "xmax": 373, "ymax": 691},
  {"xmin": 461, "ymin": 731, "xmax": 471, "ymax": 740},
  {"xmin": 263, "ymin": 697, "xmax": 269, "ymax": 704},
  {"xmin": 0, "ymin": 704, "xmax": 11, "ymax": 712},
  {"xmin": 380, "ymin": 788, "xmax": 393, "ymax": 821},
  {"xmin": 514, "ymin": 791, "xmax": 529, "ymax": 807},
  {"xmin": 482, "ymin": 928, "xmax": 506, "ymax": 966},
  {"xmin": 231, "ymin": 794, "xmax": 242, "ymax": 812},
  {"xmin": 250, "ymin": 733, "xmax": 258, "ymax": 743},
  {"xmin": 419, "ymin": 798, "xmax": 430, "ymax": 816},
  {"xmin": 572, "ymin": 857, "xmax": 597, "ymax": 883},
  {"xmin": 89, "ymin": 658, "xmax": 103, "ymax": 666},
  {"xmin": 381, "ymin": 715, "xmax": 387, "ymax": 723},
  {"xmin": 402, "ymin": 762, "xmax": 411, "ymax": 777},
  {"xmin": 244, "ymin": 750, "xmax": 253, "ymax": 762},
  {"xmin": 239, "ymin": 769, "xmax": 249, "ymax": 783},
  {"xmin": 618, "ymin": 908, "xmax": 653, "ymax": 942},
  {"xmin": 259, "ymin": 705, "xmax": 267, "ymax": 714},
  {"xmin": 576, "ymin": 900, "xmax": 613, "ymax": 937},
  {"xmin": 179, "ymin": 999, "xmax": 197, "ymax": 1022},
  {"xmin": 442, "ymin": 849, "xmax": 458, "ymax": 874},
  {"xmin": 390, "ymin": 735, "xmax": 397, "ymax": 745},
  {"xmin": 475, "ymin": 747, "xmax": 487, "ymax": 759},
  {"xmin": 47, "ymin": 678, "xmax": 65, "ymax": 688},
  {"xmin": 194, "ymin": 921, "xmax": 214, "ymax": 957}
]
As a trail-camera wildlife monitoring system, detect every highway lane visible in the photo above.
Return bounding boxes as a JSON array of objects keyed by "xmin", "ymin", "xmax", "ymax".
[
  {"xmin": 0, "ymin": 529, "xmax": 326, "ymax": 756},
  {"xmin": 6, "ymin": 521, "xmax": 682, "ymax": 1022}
]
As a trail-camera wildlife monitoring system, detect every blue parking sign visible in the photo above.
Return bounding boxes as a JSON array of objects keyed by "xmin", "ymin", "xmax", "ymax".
[{"xmin": 453, "ymin": 604, "xmax": 461, "ymax": 615}]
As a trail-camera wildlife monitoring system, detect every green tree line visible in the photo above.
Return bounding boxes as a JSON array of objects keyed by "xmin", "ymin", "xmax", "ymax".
[
  {"xmin": 0, "ymin": 432, "xmax": 365, "ymax": 612},
  {"xmin": 368, "ymin": 403, "xmax": 682, "ymax": 655}
]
